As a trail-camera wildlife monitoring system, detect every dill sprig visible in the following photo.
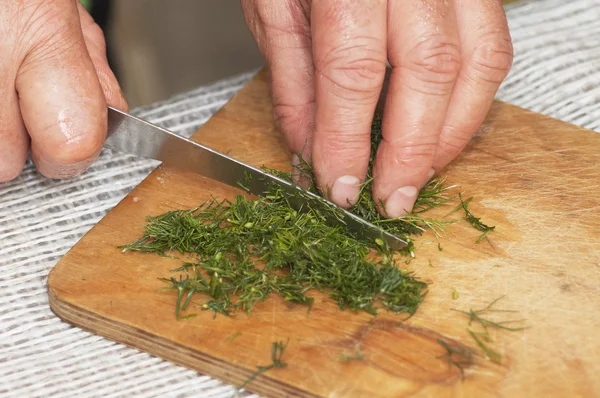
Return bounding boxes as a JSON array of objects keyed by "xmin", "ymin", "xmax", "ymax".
[
  {"xmin": 237, "ymin": 339, "xmax": 289, "ymax": 392},
  {"xmin": 337, "ymin": 343, "xmax": 364, "ymax": 363},
  {"xmin": 453, "ymin": 192, "xmax": 495, "ymax": 244},
  {"xmin": 453, "ymin": 296, "xmax": 528, "ymax": 363},
  {"xmin": 437, "ymin": 338, "xmax": 474, "ymax": 380}
]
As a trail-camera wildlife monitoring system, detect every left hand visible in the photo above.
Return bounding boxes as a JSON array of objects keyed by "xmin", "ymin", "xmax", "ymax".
[{"xmin": 242, "ymin": 0, "xmax": 513, "ymax": 217}]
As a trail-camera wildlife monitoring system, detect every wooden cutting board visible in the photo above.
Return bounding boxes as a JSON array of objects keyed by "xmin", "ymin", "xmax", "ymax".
[{"xmin": 48, "ymin": 69, "xmax": 600, "ymax": 397}]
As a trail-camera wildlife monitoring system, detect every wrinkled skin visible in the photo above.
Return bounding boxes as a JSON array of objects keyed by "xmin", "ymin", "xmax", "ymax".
[
  {"xmin": 242, "ymin": 0, "xmax": 513, "ymax": 217},
  {"xmin": 0, "ymin": 0, "xmax": 513, "ymax": 220},
  {"xmin": 0, "ymin": 0, "xmax": 127, "ymax": 181}
]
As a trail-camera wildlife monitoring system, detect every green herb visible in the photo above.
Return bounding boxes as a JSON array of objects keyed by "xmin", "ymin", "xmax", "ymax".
[
  {"xmin": 438, "ymin": 243, "xmax": 443, "ymax": 251},
  {"xmin": 437, "ymin": 339, "xmax": 474, "ymax": 380},
  {"xmin": 453, "ymin": 193, "xmax": 495, "ymax": 244},
  {"xmin": 120, "ymin": 114, "xmax": 463, "ymax": 319},
  {"xmin": 226, "ymin": 331, "xmax": 242, "ymax": 344},
  {"xmin": 237, "ymin": 339, "xmax": 289, "ymax": 392},
  {"xmin": 453, "ymin": 296, "xmax": 528, "ymax": 363},
  {"xmin": 157, "ymin": 274, "xmax": 197, "ymax": 320},
  {"xmin": 468, "ymin": 329, "xmax": 502, "ymax": 364},
  {"xmin": 338, "ymin": 344, "xmax": 364, "ymax": 363},
  {"xmin": 125, "ymin": 192, "xmax": 429, "ymax": 317},
  {"xmin": 285, "ymin": 113, "xmax": 458, "ymax": 240},
  {"xmin": 452, "ymin": 289, "xmax": 459, "ymax": 300}
]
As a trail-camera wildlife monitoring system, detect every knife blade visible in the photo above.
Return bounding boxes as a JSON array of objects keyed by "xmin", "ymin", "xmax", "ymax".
[{"xmin": 104, "ymin": 106, "xmax": 407, "ymax": 250}]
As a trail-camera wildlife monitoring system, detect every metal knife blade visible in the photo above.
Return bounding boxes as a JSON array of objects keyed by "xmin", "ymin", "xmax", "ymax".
[{"xmin": 105, "ymin": 106, "xmax": 407, "ymax": 250}]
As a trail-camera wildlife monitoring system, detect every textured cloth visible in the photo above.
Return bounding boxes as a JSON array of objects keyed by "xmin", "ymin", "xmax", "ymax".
[{"xmin": 1, "ymin": 0, "xmax": 600, "ymax": 397}]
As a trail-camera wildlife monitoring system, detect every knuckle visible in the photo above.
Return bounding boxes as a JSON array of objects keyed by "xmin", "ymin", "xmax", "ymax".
[
  {"xmin": 315, "ymin": 39, "xmax": 387, "ymax": 98},
  {"xmin": 18, "ymin": 15, "xmax": 84, "ymax": 71},
  {"xmin": 438, "ymin": 129, "xmax": 471, "ymax": 154},
  {"xmin": 273, "ymin": 103, "xmax": 310, "ymax": 131},
  {"xmin": 272, "ymin": 102, "xmax": 314, "ymax": 151},
  {"xmin": 318, "ymin": 131, "xmax": 371, "ymax": 159},
  {"xmin": 404, "ymin": 35, "xmax": 462, "ymax": 85},
  {"xmin": 250, "ymin": 1, "xmax": 311, "ymax": 39},
  {"xmin": 20, "ymin": 2, "xmax": 73, "ymax": 43},
  {"xmin": 387, "ymin": 138, "xmax": 438, "ymax": 167},
  {"xmin": 470, "ymin": 33, "xmax": 513, "ymax": 83}
]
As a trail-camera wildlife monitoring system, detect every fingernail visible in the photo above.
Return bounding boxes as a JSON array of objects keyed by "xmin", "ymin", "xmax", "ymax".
[
  {"xmin": 331, "ymin": 175, "xmax": 361, "ymax": 207},
  {"xmin": 427, "ymin": 168, "xmax": 435, "ymax": 179},
  {"xmin": 385, "ymin": 186, "xmax": 418, "ymax": 218}
]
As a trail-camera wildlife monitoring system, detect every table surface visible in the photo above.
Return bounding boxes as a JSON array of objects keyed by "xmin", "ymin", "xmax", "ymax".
[{"xmin": 2, "ymin": 1, "xmax": 600, "ymax": 397}]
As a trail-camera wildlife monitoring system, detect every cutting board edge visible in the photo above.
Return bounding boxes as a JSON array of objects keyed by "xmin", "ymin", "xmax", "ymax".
[{"xmin": 46, "ymin": 284, "xmax": 314, "ymax": 398}]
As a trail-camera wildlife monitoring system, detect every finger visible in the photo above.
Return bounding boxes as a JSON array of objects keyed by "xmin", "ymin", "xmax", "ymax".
[
  {"xmin": 0, "ymin": 76, "xmax": 29, "ymax": 182},
  {"xmin": 77, "ymin": 2, "xmax": 128, "ymax": 111},
  {"xmin": 242, "ymin": 0, "xmax": 315, "ymax": 176},
  {"xmin": 373, "ymin": 0, "xmax": 461, "ymax": 218},
  {"xmin": 16, "ymin": 0, "xmax": 108, "ymax": 179},
  {"xmin": 432, "ymin": 0, "xmax": 512, "ymax": 172},
  {"xmin": 311, "ymin": 0, "xmax": 387, "ymax": 208}
]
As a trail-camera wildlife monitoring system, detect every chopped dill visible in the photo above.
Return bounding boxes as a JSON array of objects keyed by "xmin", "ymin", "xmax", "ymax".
[
  {"xmin": 338, "ymin": 344, "xmax": 364, "ymax": 363},
  {"xmin": 119, "ymin": 114, "xmax": 462, "ymax": 319},
  {"xmin": 120, "ymin": 113, "xmax": 498, "ymax": 322},
  {"xmin": 452, "ymin": 289, "xmax": 459, "ymax": 300},
  {"xmin": 126, "ymin": 192, "xmax": 429, "ymax": 317},
  {"xmin": 453, "ymin": 296, "xmax": 528, "ymax": 363},
  {"xmin": 226, "ymin": 331, "xmax": 242, "ymax": 344},
  {"xmin": 437, "ymin": 338, "xmax": 474, "ymax": 380},
  {"xmin": 237, "ymin": 339, "xmax": 289, "ymax": 392},
  {"xmin": 454, "ymin": 192, "xmax": 495, "ymax": 244},
  {"xmin": 285, "ymin": 114, "xmax": 458, "ymax": 240}
]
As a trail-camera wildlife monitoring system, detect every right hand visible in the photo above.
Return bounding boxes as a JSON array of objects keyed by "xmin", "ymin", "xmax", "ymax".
[{"xmin": 0, "ymin": 0, "xmax": 127, "ymax": 182}]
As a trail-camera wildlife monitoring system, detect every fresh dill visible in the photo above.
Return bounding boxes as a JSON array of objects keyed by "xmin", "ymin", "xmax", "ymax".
[
  {"xmin": 285, "ymin": 114, "xmax": 458, "ymax": 241},
  {"xmin": 120, "ymin": 113, "xmax": 500, "ymax": 324},
  {"xmin": 120, "ymin": 114, "xmax": 461, "ymax": 319},
  {"xmin": 452, "ymin": 289, "xmax": 459, "ymax": 300},
  {"xmin": 452, "ymin": 296, "xmax": 528, "ymax": 363},
  {"xmin": 454, "ymin": 193, "xmax": 495, "ymax": 244},
  {"xmin": 337, "ymin": 344, "xmax": 364, "ymax": 363},
  {"xmin": 237, "ymin": 339, "xmax": 289, "ymax": 392},
  {"xmin": 437, "ymin": 338, "xmax": 474, "ymax": 380},
  {"xmin": 226, "ymin": 331, "xmax": 242, "ymax": 344},
  {"xmin": 124, "ymin": 191, "xmax": 429, "ymax": 317}
]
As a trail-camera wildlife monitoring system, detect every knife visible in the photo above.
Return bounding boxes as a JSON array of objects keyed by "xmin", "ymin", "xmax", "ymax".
[{"xmin": 104, "ymin": 106, "xmax": 407, "ymax": 250}]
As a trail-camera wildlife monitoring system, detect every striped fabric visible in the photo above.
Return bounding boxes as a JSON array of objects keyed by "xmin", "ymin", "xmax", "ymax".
[{"xmin": 1, "ymin": 0, "xmax": 599, "ymax": 397}]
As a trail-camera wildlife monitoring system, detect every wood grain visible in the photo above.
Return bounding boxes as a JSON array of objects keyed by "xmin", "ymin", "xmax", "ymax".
[{"xmin": 48, "ymin": 69, "xmax": 600, "ymax": 397}]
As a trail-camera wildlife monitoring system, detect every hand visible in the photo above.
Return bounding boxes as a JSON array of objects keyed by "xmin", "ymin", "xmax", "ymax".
[
  {"xmin": 0, "ymin": 0, "xmax": 127, "ymax": 182},
  {"xmin": 242, "ymin": 0, "xmax": 512, "ymax": 217}
]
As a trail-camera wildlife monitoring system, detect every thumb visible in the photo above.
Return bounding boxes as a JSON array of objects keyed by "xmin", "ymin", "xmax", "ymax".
[{"xmin": 16, "ymin": 0, "xmax": 110, "ymax": 179}]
